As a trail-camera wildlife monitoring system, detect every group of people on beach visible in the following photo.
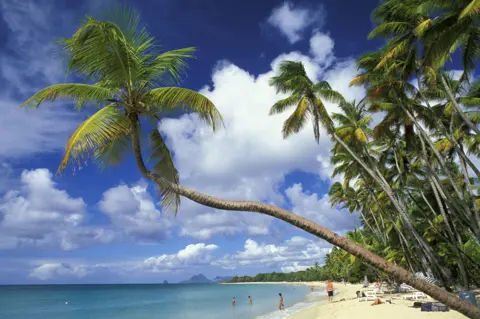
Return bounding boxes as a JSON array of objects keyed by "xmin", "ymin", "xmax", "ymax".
[
  {"xmin": 231, "ymin": 295, "xmax": 253, "ymax": 306},
  {"xmin": 231, "ymin": 279, "xmax": 336, "ymax": 311},
  {"xmin": 231, "ymin": 293, "xmax": 285, "ymax": 310}
]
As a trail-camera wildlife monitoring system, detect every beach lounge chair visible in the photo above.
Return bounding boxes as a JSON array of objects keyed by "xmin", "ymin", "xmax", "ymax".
[
  {"xmin": 359, "ymin": 291, "xmax": 377, "ymax": 302},
  {"xmin": 402, "ymin": 291, "xmax": 428, "ymax": 300}
]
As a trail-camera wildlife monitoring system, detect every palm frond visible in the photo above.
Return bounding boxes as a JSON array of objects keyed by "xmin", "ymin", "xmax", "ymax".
[
  {"xmin": 94, "ymin": 131, "xmax": 132, "ymax": 170},
  {"xmin": 349, "ymin": 75, "xmax": 365, "ymax": 87},
  {"xmin": 414, "ymin": 19, "xmax": 432, "ymax": 37},
  {"xmin": 314, "ymin": 88, "xmax": 345, "ymax": 104},
  {"xmin": 269, "ymin": 93, "xmax": 302, "ymax": 115},
  {"xmin": 147, "ymin": 87, "xmax": 223, "ymax": 131},
  {"xmin": 459, "ymin": 0, "xmax": 480, "ymax": 20},
  {"xmin": 148, "ymin": 129, "xmax": 180, "ymax": 215},
  {"xmin": 368, "ymin": 22, "xmax": 411, "ymax": 39},
  {"xmin": 282, "ymin": 96, "xmax": 310, "ymax": 138},
  {"xmin": 61, "ymin": 16, "xmax": 140, "ymax": 87},
  {"xmin": 143, "ymin": 47, "xmax": 196, "ymax": 85},
  {"xmin": 459, "ymin": 97, "xmax": 480, "ymax": 106},
  {"xmin": 376, "ymin": 37, "xmax": 411, "ymax": 70},
  {"xmin": 313, "ymin": 81, "xmax": 333, "ymax": 90},
  {"xmin": 58, "ymin": 104, "xmax": 130, "ymax": 174},
  {"xmin": 462, "ymin": 27, "xmax": 480, "ymax": 76},
  {"xmin": 22, "ymin": 83, "xmax": 114, "ymax": 110}
]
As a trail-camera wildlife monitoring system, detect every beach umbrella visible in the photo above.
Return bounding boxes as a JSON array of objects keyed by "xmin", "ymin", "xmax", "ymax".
[
  {"xmin": 363, "ymin": 275, "xmax": 368, "ymax": 287},
  {"xmin": 414, "ymin": 272, "xmax": 441, "ymax": 286}
]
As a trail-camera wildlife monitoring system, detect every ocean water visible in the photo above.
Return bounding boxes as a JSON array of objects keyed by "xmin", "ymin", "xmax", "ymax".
[{"xmin": 0, "ymin": 284, "xmax": 318, "ymax": 319}]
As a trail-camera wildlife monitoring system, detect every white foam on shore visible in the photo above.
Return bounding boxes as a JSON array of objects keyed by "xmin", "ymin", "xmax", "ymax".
[{"xmin": 256, "ymin": 290, "xmax": 338, "ymax": 319}]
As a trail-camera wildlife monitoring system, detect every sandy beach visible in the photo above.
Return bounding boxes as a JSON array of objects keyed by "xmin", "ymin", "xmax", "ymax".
[
  {"xmin": 288, "ymin": 282, "xmax": 466, "ymax": 319},
  {"xmin": 223, "ymin": 282, "xmax": 467, "ymax": 318}
]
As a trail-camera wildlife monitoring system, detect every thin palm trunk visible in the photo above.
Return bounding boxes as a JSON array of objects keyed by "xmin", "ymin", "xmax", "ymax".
[
  {"xmin": 333, "ymin": 133, "xmax": 448, "ymax": 279},
  {"xmin": 458, "ymin": 147, "xmax": 480, "ymax": 224},
  {"xmin": 359, "ymin": 211, "xmax": 382, "ymax": 242},
  {"xmin": 416, "ymin": 75, "xmax": 480, "ymax": 179},
  {"xmin": 368, "ymin": 208, "xmax": 387, "ymax": 244},
  {"xmin": 416, "ymin": 121, "xmax": 480, "ymax": 238},
  {"xmin": 440, "ymin": 74, "xmax": 480, "ymax": 136},
  {"xmin": 396, "ymin": 101, "xmax": 479, "ymax": 237},
  {"xmin": 415, "ymin": 189, "xmax": 469, "ymax": 288}
]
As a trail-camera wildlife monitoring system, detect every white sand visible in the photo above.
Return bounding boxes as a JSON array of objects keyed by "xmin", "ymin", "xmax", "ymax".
[
  {"xmin": 288, "ymin": 283, "xmax": 466, "ymax": 319},
  {"xmin": 223, "ymin": 282, "xmax": 467, "ymax": 318}
]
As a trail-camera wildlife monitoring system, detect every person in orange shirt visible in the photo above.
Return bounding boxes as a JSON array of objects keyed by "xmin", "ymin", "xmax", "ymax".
[{"xmin": 326, "ymin": 280, "xmax": 334, "ymax": 303}]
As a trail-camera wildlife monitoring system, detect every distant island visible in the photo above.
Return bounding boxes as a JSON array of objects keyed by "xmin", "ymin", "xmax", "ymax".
[
  {"xmin": 162, "ymin": 280, "xmax": 168, "ymax": 284},
  {"xmin": 179, "ymin": 274, "xmax": 233, "ymax": 284}
]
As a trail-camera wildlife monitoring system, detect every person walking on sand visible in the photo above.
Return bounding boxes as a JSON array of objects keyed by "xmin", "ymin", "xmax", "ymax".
[
  {"xmin": 248, "ymin": 296, "xmax": 252, "ymax": 305},
  {"xmin": 232, "ymin": 297, "xmax": 236, "ymax": 306},
  {"xmin": 326, "ymin": 280, "xmax": 334, "ymax": 303},
  {"xmin": 278, "ymin": 293, "xmax": 284, "ymax": 310}
]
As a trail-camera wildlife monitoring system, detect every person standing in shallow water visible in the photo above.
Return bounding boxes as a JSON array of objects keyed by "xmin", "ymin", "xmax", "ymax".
[
  {"xmin": 326, "ymin": 280, "xmax": 334, "ymax": 303},
  {"xmin": 232, "ymin": 297, "xmax": 235, "ymax": 306},
  {"xmin": 248, "ymin": 296, "xmax": 252, "ymax": 304},
  {"xmin": 278, "ymin": 293, "xmax": 284, "ymax": 310}
]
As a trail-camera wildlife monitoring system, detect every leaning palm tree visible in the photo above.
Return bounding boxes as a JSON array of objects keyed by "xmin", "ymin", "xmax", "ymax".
[
  {"xmin": 22, "ymin": 6, "xmax": 223, "ymax": 214},
  {"xmin": 22, "ymin": 7, "xmax": 480, "ymax": 318}
]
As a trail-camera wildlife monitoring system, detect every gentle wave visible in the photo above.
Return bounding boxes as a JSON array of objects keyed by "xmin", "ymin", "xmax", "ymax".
[{"xmin": 257, "ymin": 289, "xmax": 339, "ymax": 319}]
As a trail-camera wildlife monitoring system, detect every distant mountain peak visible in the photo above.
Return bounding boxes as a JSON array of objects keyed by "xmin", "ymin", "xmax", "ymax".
[
  {"xmin": 180, "ymin": 273, "xmax": 211, "ymax": 284},
  {"xmin": 179, "ymin": 274, "xmax": 233, "ymax": 284}
]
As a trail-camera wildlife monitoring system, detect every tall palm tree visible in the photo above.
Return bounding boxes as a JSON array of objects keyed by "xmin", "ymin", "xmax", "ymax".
[
  {"xmin": 352, "ymin": 51, "xmax": 480, "ymax": 240},
  {"xmin": 269, "ymin": 61, "xmax": 345, "ymax": 142},
  {"xmin": 22, "ymin": 7, "xmax": 480, "ymax": 318},
  {"xmin": 421, "ymin": 0, "xmax": 480, "ymax": 135}
]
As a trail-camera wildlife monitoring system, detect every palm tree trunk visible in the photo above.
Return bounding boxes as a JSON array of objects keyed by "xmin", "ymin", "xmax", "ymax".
[
  {"xmin": 458, "ymin": 147, "xmax": 480, "ymax": 227},
  {"xmin": 415, "ymin": 124, "xmax": 480, "ymax": 238},
  {"xmin": 416, "ymin": 76, "xmax": 480, "ymax": 179},
  {"xmin": 129, "ymin": 119, "xmax": 480, "ymax": 318},
  {"xmin": 152, "ymin": 175, "xmax": 480, "ymax": 318},
  {"xmin": 440, "ymin": 74, "xmax": 480, "ymax": 136},
  {"xmin": 397, "ymin": 101, "xmax": 480, "ymax": 237},
  {"xmin": 416, "ymin": 189, "xmax": 469, "ymax": 288},
  {"xmin": 334, "ymin": 134, "xmax": 450, "ymax": 280}
]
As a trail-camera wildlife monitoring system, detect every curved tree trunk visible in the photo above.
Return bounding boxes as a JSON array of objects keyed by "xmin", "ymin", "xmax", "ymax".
[
  {"xmin": 129, "ymin": 119, "xmax": 480, "ymax": 318},
  {"xmin": 151, "ymin": 173, "xmax": 480, "ymax": 318}
]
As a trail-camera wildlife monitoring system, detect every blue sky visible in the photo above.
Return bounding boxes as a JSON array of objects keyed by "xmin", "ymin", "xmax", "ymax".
[{"xmin": 0, "ymin": 0, "xmax": 382, "ymax": 284}]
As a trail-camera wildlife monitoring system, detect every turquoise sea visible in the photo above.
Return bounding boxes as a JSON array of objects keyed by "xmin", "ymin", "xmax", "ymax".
[{"xmin": 0, "ymin": 284, "xmax": 323, "ymax": 319}]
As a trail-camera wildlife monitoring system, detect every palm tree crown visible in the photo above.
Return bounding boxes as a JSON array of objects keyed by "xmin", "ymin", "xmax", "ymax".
[
  {"xmin": 268, "ymin": 61, "xmax": 345, "ymax": 143},
  {"xmin": 22, "ymin": 6, "xmax": 223, "ymax": 214}
]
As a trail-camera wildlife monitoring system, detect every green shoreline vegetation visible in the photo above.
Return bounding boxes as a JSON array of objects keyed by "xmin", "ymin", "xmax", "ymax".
[
  {"xmin": 226, "ymin": 247, "xmax": 377, "ymax": 284},
  {"xmin": 20, "ymin": 0, "xmax": 480, "ymax": 317}
]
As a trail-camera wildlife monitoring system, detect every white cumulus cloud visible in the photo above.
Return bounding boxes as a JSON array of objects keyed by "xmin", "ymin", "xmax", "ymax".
[
  {"xmin": 0, "ymin": 0, "xmax": 88, "ymax": 159},
  {"xmin": 98, "ymin": 182, "xmax": 173, "ymax": 242},
  {"xmin": 29, "ymin": 262, "xmax": 89, "ymax": 281},
  {"xmin": 285, "ymin": 183, "xmax": 360, "ymax": 233},
  {"xmin": 0, "ymin": 169, "xmax": 88, "ymax": 249},
  {"xmin": 267, "ymin": 1, "xmax": 325, "ymax": 43},
  {"xmin": 215, "ymin": 236, "xmax": 331, "ymax": 271},
  {"xmin": 160, "ymin": 32, "xmax": 364, "ymax": 240},
  {"xmin": 143, "ymin": 243, "xmax": 218, "ymax": 273}
]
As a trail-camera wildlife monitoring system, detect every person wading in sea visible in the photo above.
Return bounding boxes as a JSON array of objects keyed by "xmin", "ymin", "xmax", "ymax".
[
  {"xmin": 232, "ymin": 297, "xmax": 235, "ymax": 306},
  {"xmin": 248, "ymin": 296, "xmax": 252, "ymax": 305},
  {"xmin": 326, "ymin": 280, "xmax": 334, "ymax": 303},
  {"xmin": 278, "ymin": 293, "xmax": 284, "ymax": 310}
]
